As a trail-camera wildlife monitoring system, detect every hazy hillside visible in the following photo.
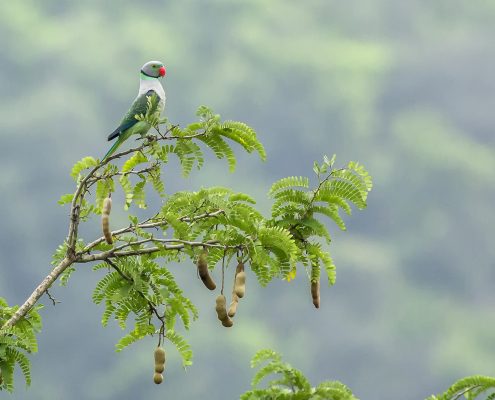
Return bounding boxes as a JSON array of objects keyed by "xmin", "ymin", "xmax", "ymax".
[{"xmin": 1, "ymin": 1, "xmax": 494, "ymax": 399}]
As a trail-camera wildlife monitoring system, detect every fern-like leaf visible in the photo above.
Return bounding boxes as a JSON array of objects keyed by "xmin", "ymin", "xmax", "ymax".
[
  {"xmin": 427, "ymin": 375, "xmax": 495, "ymax": 400},
  {"xmin": 115, "ymin": 324, "xmax": 155, "ymax": 352},
  {"xmin": 269, "ymin": 176, "xmax": 310, "ymax": 197},
  {"xmin": 6, "ymin": 348, "xmax": 31, "ymax": 386},
  {"xmin": 122, "ymin": 151, "xmax": 148, "ymax": 173},
  {"xmin": 71, "ymin": 156, "xmax": 98, "ymax": 180},
  {"xmin": 198, "ymin": 133, "xmax": 237, "ymax": 172},
  {"xmin": 217, "ymin": 121, "xmax": 266, "ymax": 161},
  {"xmin": 251, "ymin": 349, "xmax": 282, "ymax": 368},
  {"xmin": 165, "ymin": 330, "xmax": 193, "ymax": 368}
]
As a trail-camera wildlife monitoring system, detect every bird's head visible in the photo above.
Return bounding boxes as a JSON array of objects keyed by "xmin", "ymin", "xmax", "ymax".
[{"xmin": 141, "ymin": 60, "xmax": 166, "ymax": 78}]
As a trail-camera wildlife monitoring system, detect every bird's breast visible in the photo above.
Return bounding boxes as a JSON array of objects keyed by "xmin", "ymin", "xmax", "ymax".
[{"xmin": 139, "ymin": 80, "xmax": 166, "ymax": 104}]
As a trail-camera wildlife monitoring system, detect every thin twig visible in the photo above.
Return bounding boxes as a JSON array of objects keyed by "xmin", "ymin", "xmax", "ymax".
[{"xmin": 45, "ymin": 289, "xmax": 60, "ymax": 306}]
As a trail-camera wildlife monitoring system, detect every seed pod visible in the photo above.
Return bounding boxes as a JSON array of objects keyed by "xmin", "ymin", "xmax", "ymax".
[
  {"xmin": 101, "ymin": 197, "xmax": 113, "ymax": 244},
  {"xmin": 215, "ymin": 294, "xmax": 233, "ymax": 327},
  {"xmin": 311, "ymin": 280, "xmax": 320, "ymax": 309},
  {"xmin": 153, "ymin": 346, "xmax": 166, "ymax": 377},
  {"xmin": 154, "ymin": 364, "xmax": 164, "ymax": 374},
  {"xmin": 215, "ymin": 295, "xmax": 228, "ymax": 320},
  {"xmin": 310, "ymin": 262, "xmax": 320, "ymax": 308},
  {"xmin": 154, "ymin": 347, "xmax": 166, "ymax": 366},
  {"xmin": 153, "ymin": 372, "xmax": 164, "ymax": 384},
  {"xmin": 228, "ymin": 293, "xmax": 239, "ymax": 318},
  {"xmin": 197, "ymin": 249, "xmax": 216, "ymax": 290},
  {"xmin": 234, "ymin": 262, "xmax": 246, "ymax": 298},
  {"xmin": 222, "ymin": 316, "xmax": 234, "ymax": 327}
]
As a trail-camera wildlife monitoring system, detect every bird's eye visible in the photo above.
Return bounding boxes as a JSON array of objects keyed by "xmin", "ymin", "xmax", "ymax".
[{"xmin": 153, "ymin": 65, "xmax": 157, "ymax": 68}]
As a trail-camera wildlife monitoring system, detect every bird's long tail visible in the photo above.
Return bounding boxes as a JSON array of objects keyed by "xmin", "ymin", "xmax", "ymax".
[{"xmin": 102, "ymin": 138, "xmax": 122, "ymax": 161}]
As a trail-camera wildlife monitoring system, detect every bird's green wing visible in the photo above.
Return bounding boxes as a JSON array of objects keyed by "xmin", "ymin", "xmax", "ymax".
[{"xmin": 108, "ymin": 90, "xmax": 159, "ymax": 141}]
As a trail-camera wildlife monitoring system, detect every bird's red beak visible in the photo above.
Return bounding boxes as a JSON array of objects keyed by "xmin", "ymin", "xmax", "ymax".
[{"xmin": 159, "ymin": 66, "xmax": 166, "ymax": 77}]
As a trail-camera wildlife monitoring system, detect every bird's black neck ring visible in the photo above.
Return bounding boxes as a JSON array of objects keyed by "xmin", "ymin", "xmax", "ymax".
[{"xmin": 140, "ymin": 69, "xmax": 156, "ymax": 78}]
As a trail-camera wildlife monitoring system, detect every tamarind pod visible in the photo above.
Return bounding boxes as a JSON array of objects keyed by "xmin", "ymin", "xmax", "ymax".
[
  {"xmin": 154, "ymin": 347, "xmax": 166, "ymax": 365},
  {"xmin": 153, "ymin": 372, "xmax": 164, "ymax": 384},
  {"xmin": 233, "ymin": 262, "xmax": 246, "ymax": 298},
  {"xmin": 228, "ymin": 293, "xmax": 239, "ymax": 317},
  {"xmin": 228, "ymin": 262, "xmax": 245, "ymax": 316},
  {"xmin": 154, "ymin": 364, "xmax": 165, "ymax": 374},
  {"xmin": 102, "ymin": 213, "xmax": 112, "ymax": 244},
  {"xmin": 215, "ymin": 295, "xmax": 234, "ymax": 327},
  {"xmin": 311, "ymin": 280, "xmax": 320, "ymax": 309},
  {"xmin": 101, "ymin": 197, "xmax": 113, "ymax": 244},
  {"xmin": 215, "ymin": 295, "xmax": 228, "ymax": 320},
  {"xmin": 102, "ymin": 196, "xmax": 112, "ymax": 214},
  {"xmin": 310, "ymin": 262, "xmax": 320, "ymax": 308},
  {"xmin": 197, "ymin": 250, "xmax": 216, "ymax": 290},
  {"xmin": 234, "ymin": 271, "xmax": 246, "ymax": 298}
]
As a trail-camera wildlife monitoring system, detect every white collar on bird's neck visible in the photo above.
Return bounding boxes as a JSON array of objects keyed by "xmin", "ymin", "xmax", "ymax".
[{"xmin": 138, "ymin": 75, "xmax": 165, "ymax": 100}]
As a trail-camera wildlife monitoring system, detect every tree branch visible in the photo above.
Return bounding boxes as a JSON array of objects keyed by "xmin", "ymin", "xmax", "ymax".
[
  {"xmin": 80, "ymin": 209, "xmax": 225, "ymax": 254},
  {"xmin": 78, "ymin": 239, "xmax": 228, "ymax": 263}
]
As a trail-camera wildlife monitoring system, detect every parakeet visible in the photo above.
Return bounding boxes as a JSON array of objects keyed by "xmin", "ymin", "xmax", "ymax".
[{"xmin": 102, "ymin": 60, "xmax": 166, "ymax": 161}]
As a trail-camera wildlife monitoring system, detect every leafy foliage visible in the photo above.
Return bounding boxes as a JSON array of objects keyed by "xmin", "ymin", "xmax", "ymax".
[
  {"xmin": 7, "ymin": 99, "xmax": 493, "ymax": 400},
  {"xmin": 167, "ymin": 106, "xmax": 267, "ymax": 175},
  {"xmin": 268, "ymin": 156, "xmax": 370, "ymax": 284},
  {"xmin": 241, "ymin": 349, "xmax": 358, "ymax": 400},
  {"xmin": 242, "ymin": 351, "xmax": 495, "ymax": 400},
  {"xmin": 58, "ymin": 107, "xmax": 371, "ymax": 381},
  {"xmin": 70, "ymin": 156, "xmax": 98, "ymax": 181},
  {"xmin": 2, "ymin": 104, "xmax": 373, "ymax": 391},
  {"xmin": 92, "ymin": 257, "xmax": 196, "ymax": 367},
  {"xmin": 426, "ymin": 375, "xmax": 495, "ymax": 400},
  {"xmin": 0, "ymin": 298, "xmax": 42, "ymax": 392}
]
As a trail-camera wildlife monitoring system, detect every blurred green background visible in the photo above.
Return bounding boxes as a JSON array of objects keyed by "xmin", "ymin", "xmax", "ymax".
[{"xmin": 1, "ymin": 1, "xmax": 494, "ymax": 399}]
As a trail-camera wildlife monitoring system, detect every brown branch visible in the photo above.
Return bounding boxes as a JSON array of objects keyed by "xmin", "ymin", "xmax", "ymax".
[
  {"xmin": 80, "ymin": 221, "xmax": 169, "ymax": 253},
  {"xmin": 86, "ymin": 164, "xmax": 160, "ymax": 187},
  {"xmin": 78, "ymin": 239, "xmax": 228, "ymax": 263},
  {"xmin": 80, "ymin": 209, "xmax": 225, "ymax": 254}
]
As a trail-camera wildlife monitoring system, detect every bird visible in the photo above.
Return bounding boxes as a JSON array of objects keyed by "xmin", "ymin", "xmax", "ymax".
[{"xmin": 102, "ymin": 60, "xmax": 166, "ymax": 161}]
